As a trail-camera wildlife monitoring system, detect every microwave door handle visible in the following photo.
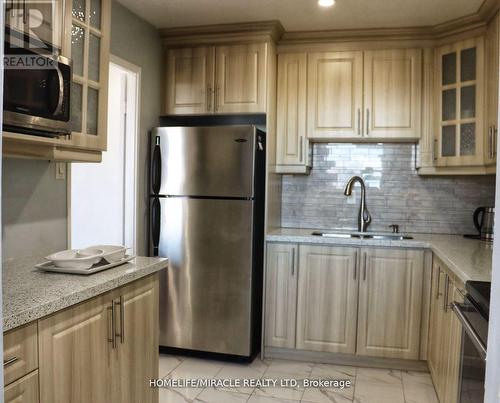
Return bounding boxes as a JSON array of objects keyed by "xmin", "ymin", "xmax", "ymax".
[{"xmin": 53, "ymin": 64, "xmax": 65, "ymax": 116}]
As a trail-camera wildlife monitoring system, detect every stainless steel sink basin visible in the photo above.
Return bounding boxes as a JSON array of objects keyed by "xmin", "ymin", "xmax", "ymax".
[{"xmin": 311, "ymin": 231, "xmax": 413, "ymax": 240}]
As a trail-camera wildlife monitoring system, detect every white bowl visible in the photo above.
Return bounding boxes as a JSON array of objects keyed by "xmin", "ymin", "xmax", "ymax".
[
  {"xmin": 46, "ymin": 248, "xmax": 104, "ymax": 269},
  {"xmin": 85, "ymin": 245, "xmax": 127, "ymax": 263}
]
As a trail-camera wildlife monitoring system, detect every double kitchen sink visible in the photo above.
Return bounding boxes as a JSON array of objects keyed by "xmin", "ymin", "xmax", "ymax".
[{"xmin": 311, "ymin": 231, "xmax": 413, "ymax": 241}]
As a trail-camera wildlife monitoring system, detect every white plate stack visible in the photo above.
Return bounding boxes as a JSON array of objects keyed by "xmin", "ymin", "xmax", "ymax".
[{"xmin": 36, "ymin": 245, "xmax": 134, "ymax": 275}]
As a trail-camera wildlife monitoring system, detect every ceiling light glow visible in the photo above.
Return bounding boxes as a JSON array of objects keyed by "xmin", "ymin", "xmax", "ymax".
[{"xmin": 318, "ymin": 0, "xmax": 335, "ymax": 7}]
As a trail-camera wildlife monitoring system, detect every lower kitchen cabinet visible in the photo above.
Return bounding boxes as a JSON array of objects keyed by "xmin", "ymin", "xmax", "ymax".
[
  {"xmin": 265, "ymin": 244, "xmax": 298, "ymax": 348},
  {"xmin": 356, "ymin": 248, "xmax": 424, "ymax": 359},
  {"xmin": 264, "ymin": 243, "xmax": 426, "ymax": 361},
  {"xmin": 38, "ymin": 274, "xmax": 159, "ymax": 403},
  {"xmin": 296, "ymin": 245, "xmax": 359, "ymax": 354},
  {"xmin": 4, "ymin": 370, "xmax": 39, "ymax": 403},
  {"xmin": 428, "ymin": 256, "xmax": 464, "ymax": 403},
  {"xmin": 110, "ymin": 278, "xmax": 159, "ymax": 403}
]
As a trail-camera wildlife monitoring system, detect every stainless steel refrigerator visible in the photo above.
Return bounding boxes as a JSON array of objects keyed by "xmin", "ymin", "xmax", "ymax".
[{"xmin": 149, "ymin": 125, "xmax": 265, "ymax": 359}]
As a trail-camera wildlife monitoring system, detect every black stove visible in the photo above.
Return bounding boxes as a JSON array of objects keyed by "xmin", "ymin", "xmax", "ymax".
[
  {"xmin": 466, "ymin": 281, "xmax": 491, "ymax": 320},
  {"xmin": 455, "ymin": 280, "xmax": 490, "ymax": 403}
]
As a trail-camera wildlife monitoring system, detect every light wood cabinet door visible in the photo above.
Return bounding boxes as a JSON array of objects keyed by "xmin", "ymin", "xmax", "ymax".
[
  {"xmin": 428, "ymin": 264, "xmax": 448, "ymax": 402},
  {"xmin": 485, "ymin": 13, "xmax": 499, "ymax": 165},
  {"xmin": 5, "ymin": 370, "xmax": 39, "ymax": 403},
  {"xmin": 62, "ymin": 0, "xmax": 111, "ymax": 151},
  {"xmin": 356, "ymin": 248, "xmax": 424, "ymax": 359},
  {"xmin": 276, "ymin": 53, "xmax": 310, "ymax": 174},
  {"xmin": 428, "ymin": 262, "xmax": 444, "ymax": 393},
  {"xmin": 265, "ymin": 243, "xmax": 298, "ymax": 349},
  {"xmin": 307, "ymin": 51, "xmax": 363, "ymax": 140},
  {"xmin": 435, "ymin": 37, "xmax": 485, "ymax": 167},
  {"xmin": 296, "ymin": 245, "xmax": 359, "ymax": 354},
  {"xmin": 110, "ymin": 275, "xmax": 159, "ymax": 403},
  {"xmin": 164, "ymin": 46, "xmax": 215, "ymax": 115},
  {"xmin": 364, "ymin": 49, "xmax": 422, "ymax": 139},
  {"xmin": 444, "ymin": 285, "xmax": 464, "ymax": 403},
  {"xmin": 214, "ymin": 43, "xmax": 267, "ymax": 113},
  {"xmin": 38, "ymin": 294, "xmax": 112, "ymax": 403}
]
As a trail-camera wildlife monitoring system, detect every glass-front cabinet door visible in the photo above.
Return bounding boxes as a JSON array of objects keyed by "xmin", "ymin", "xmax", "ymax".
[
  {"xmin": 62, "ymin": 0, "xmax": 110, "ymax": 151},
  {"xmin": 434, "ymin": 38, "xmax": 485, "ymax": 166}
]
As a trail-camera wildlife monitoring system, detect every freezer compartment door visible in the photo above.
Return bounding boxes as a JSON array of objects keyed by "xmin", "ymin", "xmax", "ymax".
[
  {"xmin": 151, "ymin": 126, "xmax": 256, "ymax": 197},
  {"xmin": 157, "ymin": 197, "xmax": 254, "ymax": 356}
]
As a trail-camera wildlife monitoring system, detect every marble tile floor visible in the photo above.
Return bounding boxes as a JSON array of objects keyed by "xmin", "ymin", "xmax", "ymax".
[{"xmin": 158, "ymin": 354, "xmax": 439, "ymax": 403}]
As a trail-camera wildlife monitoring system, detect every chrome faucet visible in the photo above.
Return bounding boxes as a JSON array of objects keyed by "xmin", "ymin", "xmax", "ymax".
[{"xmin": 344, "ymin": 176, "xmax": 372, "ymax": 232}]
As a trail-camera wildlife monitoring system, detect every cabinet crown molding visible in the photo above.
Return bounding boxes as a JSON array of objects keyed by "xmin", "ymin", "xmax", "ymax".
[{"xmin": 160, "ymin": 20, "xmax": 284, "ymax": 46}]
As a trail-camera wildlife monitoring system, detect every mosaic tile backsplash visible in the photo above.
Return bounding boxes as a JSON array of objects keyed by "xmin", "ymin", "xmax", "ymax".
[{"xmin": 281, "ymin": 143, "xmax": 496, "ymax": 235}]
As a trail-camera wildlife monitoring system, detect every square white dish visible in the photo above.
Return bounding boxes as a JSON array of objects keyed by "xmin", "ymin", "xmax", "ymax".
[{"xmin": 35, "ymin": 255, "xmax": 135, "ymax": 275}]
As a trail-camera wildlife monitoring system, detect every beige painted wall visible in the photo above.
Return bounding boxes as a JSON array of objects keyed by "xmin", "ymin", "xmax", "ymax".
[
  {"xmin": 2, "ymin": 159, "xmax": 67, "ymax": 259},
  {"xmin": 109, "ymin": 0, "xmax": 162, "ymax": 255}
]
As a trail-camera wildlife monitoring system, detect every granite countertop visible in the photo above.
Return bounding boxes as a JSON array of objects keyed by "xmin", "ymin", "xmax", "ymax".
[
  {"xmin": 266, "ymin": 228, "xmax": 493, "ymax": 284},
  {"xmin": 3, "ymin": 256, "xmax": 168, "ymax": 332}
]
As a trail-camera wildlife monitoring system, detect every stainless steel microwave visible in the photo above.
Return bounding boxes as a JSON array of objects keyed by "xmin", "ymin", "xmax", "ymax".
[{"xmin": 3, "ymin": 40, "xmax": 72, "ymax": 137}]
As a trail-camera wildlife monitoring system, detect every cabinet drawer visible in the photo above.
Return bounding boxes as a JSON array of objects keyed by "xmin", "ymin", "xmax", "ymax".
[
  {"xmin": 4, "ymin": 322, "xmax": 38, "ymax": 385},
  {"xmin": 5, "ymin": 370, "xmax": 39, "ymax": 403}
]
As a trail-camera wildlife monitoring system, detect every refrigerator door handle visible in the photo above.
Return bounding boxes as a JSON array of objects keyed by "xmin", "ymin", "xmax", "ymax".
[
  {"xmin": 151, "ymin": 197, "xmax": 161, "ymax": 256},
  {"xmin": 152, "ymin": 136, "xmax": 162, "ymax": 195}
]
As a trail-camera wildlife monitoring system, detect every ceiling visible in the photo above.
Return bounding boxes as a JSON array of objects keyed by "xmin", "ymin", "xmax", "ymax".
[{"xmin": 117, "ymin": 0, "xmax": 485, "ymax": 31}]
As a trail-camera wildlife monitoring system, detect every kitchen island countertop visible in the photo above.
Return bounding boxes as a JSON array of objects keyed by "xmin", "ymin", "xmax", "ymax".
[
  {"xmin": 266, "ymin": 228, "xmax": 492, "ymax": 284},
  {"xmin": 2, "ymin": 255, "xmax": 168, "ymax": 332}
]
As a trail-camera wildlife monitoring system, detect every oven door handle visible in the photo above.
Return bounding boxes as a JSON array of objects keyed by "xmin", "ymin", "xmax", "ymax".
[
  {"xmin": 53, "ymin": 63, "xmax": 65, "ymax": 116},
  {"xmin": 452, "ymin": 302, "xmax": 487, "ymax": 360}
]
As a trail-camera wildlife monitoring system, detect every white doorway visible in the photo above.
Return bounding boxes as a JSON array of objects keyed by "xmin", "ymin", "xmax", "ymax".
[{"xmin": 70, "ymin": 56, "xmax": 141, "ymax": 254}]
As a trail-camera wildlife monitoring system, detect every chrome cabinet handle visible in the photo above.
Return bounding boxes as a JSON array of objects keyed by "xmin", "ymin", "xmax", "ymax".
[
  {"xmin": 299, "ymin": 136, "xmax": 304, "ymax": 163},
  {"xmin": 365, "ymin": 109, "xmax": 370, "ymax": 136},
  {"xmin": 206, "ymin": 85, "xmax": 212, "ymax": 112},
  {"xmin": 353, "ymin": 251, "xmax": 358, "ymax": 280},
  {"xmin": 362, "ymin": 253, "xmax": 367, "ymax": 281},
  {"xmin": 435, "ymin": 267, "xmax": 441, "ymax": 299},
  {"xmin": 443, "ymin": 274, "xmax": 450, "ymax": 312},
  {"xmin": 107, "ymin": 304, "xmax": 116, "ymax": 348},
  {"xmin": 491, "ymin": 126, "xmax": 498, "ymax": 158},
  {"xmin": 357, "ymin": 109, "xmax": 361, "ymax": 136},
  {"xmin": 3, "ymin": 357, "xmax": 18, "ymax": 367},
  {"xmin": 291, "ymin": 248, "xmax": 295, "ymax": 276},
  {"xmin": 115, "ymin": 296, "xmax": 125, "ymax": 344},
  {"xmin": 488, "ymin": 126, "xmax": 493, "ymax": 160},
  {"xmin": 214, "ymin": 86, "xmax": 221, "ymax": 112}
]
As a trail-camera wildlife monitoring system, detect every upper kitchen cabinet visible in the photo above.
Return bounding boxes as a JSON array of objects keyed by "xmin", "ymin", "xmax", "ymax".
[
  {"xmin": 307, "ymin": 51, "xmax": 364, "ymax": 140},
  {"xmin": 163, "ymin": 42, "xmax": 268, "ymax": 115},
  {"xmin": 165, "ymin": 46, "xmax": 215, "ymax": 115},
  {"xmin": 363, "ymin": 49, "xmax": 422, "ymax": 140},
  {"xmin": 276, "ymin": 53, "xmax": 310, "ymax": 174},
  {"xmin": 306, "ymin": 49, "xmax": 422, "ymax": 142},
  {"xmin": 62, "ymin": 0, "xmax": 111, "ymax": 151},
  {"xmin": 485, "ymin": 12, "xmax": 499, "ymax": 166},
  {"xmin": 215, "ymin": 43, "xmax": 267, "ymax": 113},
  {"xmin": 434, "ymin": 37, "xmax": 485, "ymax": 167}
]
